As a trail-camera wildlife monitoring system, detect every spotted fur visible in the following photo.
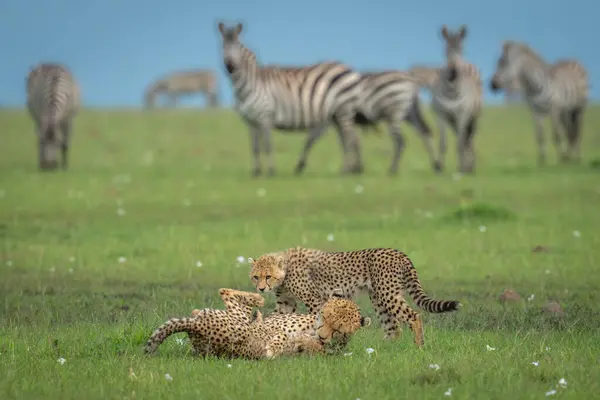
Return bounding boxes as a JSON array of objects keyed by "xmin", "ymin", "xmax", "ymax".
[{"xmin": 249, "ymin": 247, "xmax": 461, "ymax": 347}]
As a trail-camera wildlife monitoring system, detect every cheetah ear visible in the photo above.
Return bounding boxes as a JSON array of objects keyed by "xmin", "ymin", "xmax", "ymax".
[
  {"xmin": 459, "ymin": 24, "xmax": 467, "ymax": 39},
  {"xmin": 440, "ymin": 25, "xmax": 449, "ymax": 40},
  {"xmin": 254, "ymin": 310, "xmax": 264, "ymax": 323},
  {"xmin": 331, "ymin": 288, "xmax": 344, "ymax": 298},
  {"xmin": 247, "ymin": 257, "xmax": 254, "ymax": 264},
  {"xmin": 361, "ymin": 317, "xmax": 372, "ymax": 327}
]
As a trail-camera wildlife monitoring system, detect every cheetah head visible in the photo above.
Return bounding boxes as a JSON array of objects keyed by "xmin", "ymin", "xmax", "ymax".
[
  {"xmin": 248, "ymin": 253, "xmax": 286, "ymax": 293},
  {"xmin": 314, "ymin": 298, "xmax": 371, "ymax": 346}
]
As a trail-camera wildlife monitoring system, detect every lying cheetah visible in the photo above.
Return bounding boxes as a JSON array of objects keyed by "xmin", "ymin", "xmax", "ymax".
[
  {"xmin": 145, "ymin": 288, "xmax": 336, "ymax": 360},
  {"xmin": 248, "ymin": 247, "xmax": 461, "ymax": 347},
  {"xmin": 190, "ymin": 290, "xmax": 371, "ymax": 354},
  {"xmin": 144, "ymin": 288, "xmax": 282, "ymax": 359}
]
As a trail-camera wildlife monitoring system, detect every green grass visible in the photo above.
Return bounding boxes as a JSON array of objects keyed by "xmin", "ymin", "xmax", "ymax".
[{"xmin": 1, "ymin": 105, "xmax": 599, "ymax": 400}]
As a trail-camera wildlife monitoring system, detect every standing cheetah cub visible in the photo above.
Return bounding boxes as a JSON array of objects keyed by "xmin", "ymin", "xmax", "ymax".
[{"xmin": 249, "ymin": 247, "xmax": 461, "ymax": 347}]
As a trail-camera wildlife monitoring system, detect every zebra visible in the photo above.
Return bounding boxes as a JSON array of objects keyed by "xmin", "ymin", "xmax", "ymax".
[
  {"xmin": 144, "ymin": 69, "xmax": 219, "ymax": 109},
  {"xmin": 26, "ymin": 63, "xmax": 81, "ymax": 171},
  {"xmin": 430, "ymin": 25, "xmax": 483, "ymax": 174},
  {"xmin": 351, "ymin": 71, "xmax": 441, "ymax": 174},
  {"xmin": 217, "ymin": 21, "xmax": 363, "ymax": 177},
  {"xmin": 490, "ymin": 41, "xmax": 589, "ymax": 164}
]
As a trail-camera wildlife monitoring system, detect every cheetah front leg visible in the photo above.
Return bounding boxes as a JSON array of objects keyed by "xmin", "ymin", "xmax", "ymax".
[{"xmin": 274, "ymin": 286, "xmax": 298, "ymax": 314}]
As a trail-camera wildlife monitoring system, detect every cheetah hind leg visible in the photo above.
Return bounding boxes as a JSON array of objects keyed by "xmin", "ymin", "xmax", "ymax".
[{"xmin": 370, "ymin": 291, "xmax": 403, "ymax": 339}]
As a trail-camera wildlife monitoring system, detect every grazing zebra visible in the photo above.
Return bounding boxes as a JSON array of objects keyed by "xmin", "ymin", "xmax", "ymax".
[
  {"xmin": 352, "ymin": 71, "xmax": 441, "ymax": 174},
  {"xmin": 26, "ymin": 63, "xmax": 80, "ymax": 171},
  {"xmin": 490, "ymin": 41, "xmax": 589, "ymax": 164},
  {"xmin": 217, "ymin": 22, "xmax": 363, "ymax": 177},
  {"xmin": 430, "ymin": 25, "xmax": 483, "ymax": 174},
  {"xmin": 144, "ymin": 69, "xmax": 219, "ymax": 109}
]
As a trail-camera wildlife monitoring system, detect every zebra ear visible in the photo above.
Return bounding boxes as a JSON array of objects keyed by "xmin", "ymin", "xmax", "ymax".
[
  {"xmin": 217, "ymin": 22, "xmax": 225, "ymax": 35},
  {"xmin": 235, "ymin": 23, "xmax": 243, "ymax": 35},
  {"xmin": 459, "ymin": 25, "xmax": 467, "ymax": 39},
  {"xmin": 502, "ymin": 41, "xmax": 512, "ymax": 53},
  {"xmin": 440, "ymin": 25, "xmax": 449, "ymax": 39}
]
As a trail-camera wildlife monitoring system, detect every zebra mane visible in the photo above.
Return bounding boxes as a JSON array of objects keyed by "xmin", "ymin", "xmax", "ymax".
[{"xmin": 508, "ymin": 41, "xmax": 546, "ymax": 65}]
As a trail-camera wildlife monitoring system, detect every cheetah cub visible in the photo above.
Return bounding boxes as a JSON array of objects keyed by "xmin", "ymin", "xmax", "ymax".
[{"xmin": 249, "ymin": 247, "xmax": 461, "ymax": 347}]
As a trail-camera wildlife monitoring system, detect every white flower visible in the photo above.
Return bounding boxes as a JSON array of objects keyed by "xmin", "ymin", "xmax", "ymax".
[
  {"xmin": 343, "ymin": 352, "xmax": 353, "ymax": 357},
  {"xmin": 479, "ymin": 225, "xmax": 487, "ymax": 233},
  {"xmin": 118, "ymin": 257, "xmax": 126, "ymax": 264},
  {"xmin": 424, "ymin": 211, "xmax": 433, "ymax": 218},
  {"xmin": 327, "ymin": 233, "xmax": 335, "ymax": 242},
  {"xmin": 226, "ymin": 364, "xmax": 232, "ymax": 368},
  {"xmin": 531, "ymin": 361, "xmax": 539, "ymax": 367},
  {"xmin": 68, "ymin": 268, "xmax": 74, "ymax": 274},
  {"xmin": 6, "ymin": 260, "xmax": 12, "ymax": 267},
  {"xmin": 354, "ymin": 184, "xmax": 364, "ymax": 194},
  {"xmin": 183, "ymin": 199, "xmax": 191, "ymax": 207},
  {"xmin": 175, "ymin": 338, "xmax": 186, "ymax": 346},
  {"xmin": 545, "ymin": 389, "xmax": 557, "ymax": 396},
  {"xmin": 558, "ymin": 378, "xmax": 567, "ymax": 388},
  {"xmin": 256, "ymin": 188, "xmax": 266, "ymax": 197},
  {"xmin": 57, "ymin": 357, "xmax": 66, "ymax": 365},
  {"xmin": 572, "ymin": 230, "xmax": 581, "ymax": 238},
  {"xmin": 164, "ymin": 373, "xmax": 173, "ymax": 381},
  {"xmin": 196, "ymin": 261, "xmax": 203, "ymax": 268},
  {"xmin": 429, "ymin": 363, "xmax": 440, "ymax": 371},
  {"xmin": 49, "ymin": 267, "xmax": 56, "ymax": 273},
  {"xmin": 117, "ymin": 208, "xmax": 126, "ymax": 216},
  {"xmin": 236, "ymin": 256, "xmax": 245, "ymax": 264},
  {"xmin": 444, "ymin": 388, "xmax": 453, "ymax": 396},
  {"xmin": 545, "ymin": 269, "xmax": 551, "ymax": 275},
  {"xmin": 485, "ymin": 345, "xmax": 496, "ymax": 351},
  {"xmin": 528, "ymin": 294, "xmax": 535, "ymax": 301},
  {"xmin": 366, "ymin": 348, "xmax": 375, "ymax": 355},
  {"xmin": 452, "ymin": 172, "xmax": 462, "ymax": 181},
  {"xmin": 69, "ymin": 256, "xmax": 76, "ymax": 263},
  {"xmin": 545, "ymin": 346, "xmax": 551, "ymax": 351}
]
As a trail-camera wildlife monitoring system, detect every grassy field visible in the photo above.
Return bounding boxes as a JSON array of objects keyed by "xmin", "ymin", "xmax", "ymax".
[{"xmin": 1, "ymin": 105, "xmax": 599, "ymax": 400}]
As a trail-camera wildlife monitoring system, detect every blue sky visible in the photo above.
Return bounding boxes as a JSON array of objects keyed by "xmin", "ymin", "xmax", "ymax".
[{"xmin": 1, "ymin": 0, "xmax": 596, "ymax": 107}]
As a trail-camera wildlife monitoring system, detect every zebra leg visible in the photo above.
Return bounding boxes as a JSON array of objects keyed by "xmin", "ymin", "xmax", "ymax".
[
  {"xmin": 407, "ymin": 102, "xmax": 440, "ymax": 173},
  {"xmin": 260, "ymin": 125, "xmax": 276, "ymax": 176},
  {"xmin": 550, "ymin": 110, "xmax": 567, "ymax": 163},
  {"xmin": 463, "ymin": 117, "xmax": 477, "ymax": 174},
  {"xmin": 38, "ymin": 134, "xmax": 47, "ymax": 170},
  {"xmin": 386, "ymin": 118, "xmax": 406, "ymax": 176},
  {"xmin": 60, "ymin": 119, "xmax": 72, "ymax": 170},
  {"xmin": 334, "ymin": 116, "xmax": 363, "ymax": 174},
  {"xmin": 294, "ymin": 124, "xmax": 328, "ymax": 175},
  {"xmin": 531, "ymin": 113, "xmax": 547, "ymax": 166},
  {"xmin": 436, "ymin": 113, "xmax": 449, "ymax": 173},
  {"xmin": 569, "ymin": 107, "xmax": 584, "ymax": 163},
  {"xmin": 248, "ymin": 126, "xmax": 262, "ymax": 177}
]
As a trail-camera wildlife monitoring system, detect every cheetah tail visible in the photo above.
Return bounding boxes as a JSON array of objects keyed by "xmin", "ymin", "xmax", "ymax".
[
  {"xmin": 144, "ymin": 317, "xmax": 195, "ymax": 354},
  {"xmin": 404, "ymin": 263, "xmax": 461, "ymax": 313}
]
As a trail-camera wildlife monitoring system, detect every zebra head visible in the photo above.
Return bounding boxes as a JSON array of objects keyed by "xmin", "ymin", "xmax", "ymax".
[
  {"xmin": 440, "ymin": 25, "xmax": 467, "ymax": 82},
  {"xmin": 490, "ymin": 41, "xmax": 521, "ymax": 92},
  {"xmin": 218, "ymin": 22, "xmax": 244, "ymax": 75}
]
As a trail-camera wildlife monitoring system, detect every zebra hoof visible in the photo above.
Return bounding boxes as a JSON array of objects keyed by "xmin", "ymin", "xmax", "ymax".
[
  {"xmin": 433, "ymin": 161, "xmax": 443, "ymax": 173},
  {"xmin": 350, "ymin": 164, "xmax": 364, "ymax": 175},
  {"xmin": 251, "ymin": 168, "xmax": 262, "ymax": 177},
  {"xmin": 294, "ymin": 161, "xmax": 306, "ymax": 175}
]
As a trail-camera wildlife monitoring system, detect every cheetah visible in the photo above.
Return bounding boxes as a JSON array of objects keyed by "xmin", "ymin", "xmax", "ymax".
[
  {"xmin": 248, "ymin": 247, "xmax": 461, "ymax": 347},
  {"xmin": 145, "ymin": 288, "xmax": 329, "ymax": 360},
  {"xmin": 190, "ymin": 289, "xmax": 372, "ymax": 354},
  {"xmin": 144, "ymin": 288, "xmax": 277, "ymax": 359}
]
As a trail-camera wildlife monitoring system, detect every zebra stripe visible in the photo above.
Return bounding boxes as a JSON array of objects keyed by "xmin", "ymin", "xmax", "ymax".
[
  {"xmin": 144, "ymin": 69, "xmax": 219, "ymax": 109},
  {"xmin": 26, "ymin": 63, "xmax": 80, "ymax": 171},
  {"xmin": 490, "ymin": 41, "xmax": 589, "ymax": 163},
  {"xmin": 431, "ymin": 24, "xmax": 483, "ymax": 174},
  {"xmin": 218, "ymin": 22, "xmax": 363, "ymax": 177},
  {"xmin": 353, "ymin": 70, "xmax": 441, "ymax": 174}
]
